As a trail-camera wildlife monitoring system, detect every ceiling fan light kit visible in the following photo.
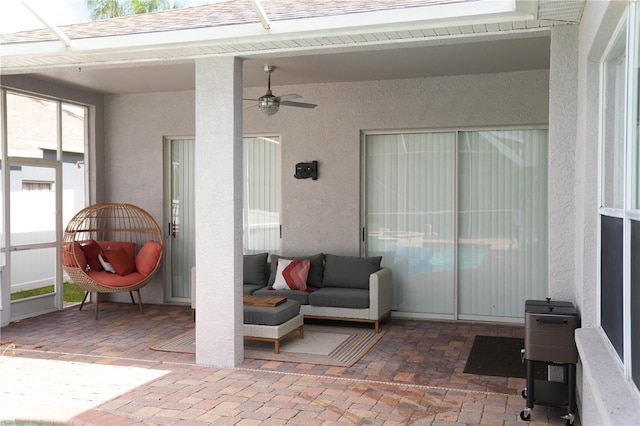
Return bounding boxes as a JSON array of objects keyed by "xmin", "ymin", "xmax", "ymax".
[
  {"xmin": 258, "ymin": 92, "xmax": 279, "ymax": 116},
  {"xmin": 248, "ymin": 65, "xmax": 317, "ymax": 116}
]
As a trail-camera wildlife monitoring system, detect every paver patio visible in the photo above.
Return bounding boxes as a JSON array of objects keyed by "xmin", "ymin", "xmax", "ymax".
[{"xmin": 0, "ymin": 302, "xmax": 578, "ymax": 425}]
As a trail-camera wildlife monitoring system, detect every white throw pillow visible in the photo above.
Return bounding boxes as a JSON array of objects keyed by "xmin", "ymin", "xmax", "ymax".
[{"xmin": 98, "ymin": 253, "xmax": 116, "ymax": 273}]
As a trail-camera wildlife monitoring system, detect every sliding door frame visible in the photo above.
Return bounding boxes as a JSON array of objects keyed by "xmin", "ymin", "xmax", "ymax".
[{"xmin": 361, "ymin": 125, "xmax": 548, "ymax": 322}]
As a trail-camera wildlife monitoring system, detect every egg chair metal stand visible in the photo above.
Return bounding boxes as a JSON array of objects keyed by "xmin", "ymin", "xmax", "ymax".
[{"xmin": 62, "ymin": 203, "xmax": 163, "ymax": 319}]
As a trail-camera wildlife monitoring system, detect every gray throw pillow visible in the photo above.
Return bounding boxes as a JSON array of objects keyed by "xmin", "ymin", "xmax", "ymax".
[
  {"xmin": 322, "ymin": 254, "xmax": 382, "ymax": 289},
  {"xmin": 244, "ymin": 253, "xmax": 269, "ymax": 286},
  {"xmin": 268, "ymin": 253, "xmax": 325, "ymax": 287}
]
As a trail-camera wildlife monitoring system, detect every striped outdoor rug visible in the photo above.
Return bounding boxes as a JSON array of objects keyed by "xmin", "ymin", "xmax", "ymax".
[{"xmin": 151, "ymin": 324, "xmax": 386, "ymax": 367}]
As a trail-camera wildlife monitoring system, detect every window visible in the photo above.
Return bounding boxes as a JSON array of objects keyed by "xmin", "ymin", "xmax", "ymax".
[
  {"xmin": 243, "ymin": 135, "xmax": 281, "ymax": 255},
  {"xmin": 22, "ymin": 181, "xmax": 54, "ymax": 192},
  {"xmin": 599, "ymin": 3, "xmax": 640, "ymax": 390}
]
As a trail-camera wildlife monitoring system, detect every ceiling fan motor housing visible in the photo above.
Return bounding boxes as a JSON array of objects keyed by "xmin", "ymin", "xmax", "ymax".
[{"xmin": 258, "ymin": 90, "xmax": 279, "ymax": 116}]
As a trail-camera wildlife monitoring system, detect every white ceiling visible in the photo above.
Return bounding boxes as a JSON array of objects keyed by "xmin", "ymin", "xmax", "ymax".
[{"xmin": 29, "ymin": 33, "xmax": 551, "ymax": 95}]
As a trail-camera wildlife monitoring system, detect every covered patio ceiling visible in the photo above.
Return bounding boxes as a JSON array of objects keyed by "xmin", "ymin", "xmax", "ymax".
[{"xmin": 0, "ymin": 0, "xmax": 585, "ymax": 95}]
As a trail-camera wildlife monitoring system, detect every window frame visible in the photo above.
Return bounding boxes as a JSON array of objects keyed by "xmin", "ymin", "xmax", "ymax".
[{"xmin": 598, "ymin": 1, "xmax": 640, "ymax": 388}]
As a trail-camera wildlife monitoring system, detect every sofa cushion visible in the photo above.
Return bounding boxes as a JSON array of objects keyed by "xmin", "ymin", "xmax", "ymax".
[
  {"xmin": 243, "ymin": 300, "xmax": 301, "ymax": 326},
  {"xmin": 322, "ymin": 254, "xmax": 382, "ymax": 289},
  {"xmin": 252, "ymin": 287, "xmax": 312, "ymax": 305},
  {"xmin": 308, "ymin": 287, "xmax": 370, "ymax": 309},
  {"xmin": 244, "ymin": 253, "xmax": 269, "ymax": 286},
  {"xmin": 243, "ymin": 283, "xmax": 265, "ymax": 295},
  {"xmin": 272, "ymin": 258, "xmax": 310, "ymax": 291},
  {"xmin": 268, "ymin": 253, "xmax": 324, "ymax": 287}
]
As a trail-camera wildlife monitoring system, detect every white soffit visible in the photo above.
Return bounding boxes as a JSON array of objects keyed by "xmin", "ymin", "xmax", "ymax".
[
  {"xmin": 537, "ymin": 0, "xmax": 585, "ymax": 23},
  {"xmin": 0, "ymin": 0, "xmax": 583, "ymax": 73}
]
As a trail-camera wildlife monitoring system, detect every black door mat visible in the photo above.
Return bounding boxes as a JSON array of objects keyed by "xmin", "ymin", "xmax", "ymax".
[{"xmin": 463, "ymin": 335, "xmax": 547, "ymax": 379}]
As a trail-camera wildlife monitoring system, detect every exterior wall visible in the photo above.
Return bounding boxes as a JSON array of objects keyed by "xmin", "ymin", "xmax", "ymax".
[
  {"xmin": 3, "ymin": 70, "xmax": 551, "ymax": 316},
  {"xmin": 243, "ymin": 70, "xmax": 550, "ymax": 256},
  {"xmin": 573, "ymin": 1, "xmax": 640, "ymax": 424},
  {"xmin": 104, "ymin": 91, "xmax": 195, "ymax": 304},
  {"xmin": 548, "ymin": 25, "xmax": 578, "ymax": 303},
  {"xmin": 103, "ymin": 70, "xmax": 549, "ymax": 305},
  {"xmin": 104, "ymin": 70, "xmax": 549, "ymax": 305}
]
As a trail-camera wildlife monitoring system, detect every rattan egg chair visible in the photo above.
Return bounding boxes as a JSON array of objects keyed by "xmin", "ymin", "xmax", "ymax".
[{"xmin": 62, "ymin": 203, "xmax": 163, "ymax": 319}]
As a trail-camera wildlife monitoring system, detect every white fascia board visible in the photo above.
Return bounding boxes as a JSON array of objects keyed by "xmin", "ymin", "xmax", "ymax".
[{"xmin": 1, "ymin": 0, "xmax": 535, "ymax": 63}]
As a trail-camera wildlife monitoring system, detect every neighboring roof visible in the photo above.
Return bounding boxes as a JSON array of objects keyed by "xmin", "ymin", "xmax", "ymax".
[{"xmin": 0, "ymin": 0, "xmax": 465, "ymax": 44}]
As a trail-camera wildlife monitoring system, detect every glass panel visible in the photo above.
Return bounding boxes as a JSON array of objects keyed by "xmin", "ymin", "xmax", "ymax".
[
  {"xmin": 170, "ymin": 139, "xmax": 195, "ymax": 299},
  {"xmin": 10, "ymin": 247, "xmax": 56, "ymax": 301},
  {"xmin": 602, "ymin": 25, "xmax": 627, "ymax": 209},
  {"xmin": 631, "ymin": 220, "xmax": 640, "ymax": 388},
  {"xmin": 10, "ymin": 166, "xmax": 57, "ymax": 299},
  {"xmin": 7, "ymin": 93, "xmax": 57, "ymax": 159},
  {"xmin": 243, "ymin": 136, "xmax": 281, "ymax": 255},
  {"xmin": 601, "ymin": 215, "xmax": 624, "ymax": 360},
  {"xmin": 629, "ymin": 10, "xmax": 640, "ymax": 210},
  {"xmin": 366, "ymin": 132, "xmax": 456, "ymax": 315},
  {"xmin": 458, "ymin": 130, "xmax": 548, "ymax": 318},
  {"xmin": 62, "ymin": 102, "xmax": 86, "ymax": 226}
]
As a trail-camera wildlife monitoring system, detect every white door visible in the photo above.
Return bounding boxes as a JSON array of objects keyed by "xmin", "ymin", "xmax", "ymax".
[
  {"xmin": 164, "ymin": 138, "xmax": 195, "ymax": 302},
  {"xmin": 7, "ymin": 161, "xmax": 62, "ymax": 322}
]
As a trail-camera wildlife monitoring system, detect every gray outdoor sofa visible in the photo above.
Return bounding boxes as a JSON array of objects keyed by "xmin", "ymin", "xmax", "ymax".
[
  {"xmin": 191, "ymin": 253, "xmax": 393, "ymax": 332},
  {"xmin": 245, "ymin": 253, "xmax": 393, "ymax": 332}
]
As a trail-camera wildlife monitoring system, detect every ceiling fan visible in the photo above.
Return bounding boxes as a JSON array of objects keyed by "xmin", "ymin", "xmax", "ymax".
[{"xmin": 245, "ymin": 65, "xmax": 317, "ymax": 116}]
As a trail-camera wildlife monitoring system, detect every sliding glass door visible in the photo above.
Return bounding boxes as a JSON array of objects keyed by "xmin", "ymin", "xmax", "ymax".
[
  {"xmin": 365, "ymin": 132, "xmax": 456, "ymax": 315},
  {"xmin": 457, "ymin": 130, "xmax": 547, "ymax": 319},
  {"xmin": 363, "ymin": 128, "xmax": 547, "ymax": 320}
]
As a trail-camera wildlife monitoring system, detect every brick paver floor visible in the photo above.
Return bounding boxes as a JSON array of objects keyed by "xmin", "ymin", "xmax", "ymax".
[{"xmin": 0, "ymin": 302, "xmax": 579, "ymax": 425}]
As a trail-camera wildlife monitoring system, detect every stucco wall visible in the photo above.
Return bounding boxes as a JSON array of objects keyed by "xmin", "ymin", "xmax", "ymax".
[
  {"xmin": 103, "ymin": 70, "xmax": 549, "ymax": 304},
  {"xmin": 243, "ymin": 70, "xmax": 550, "ymax": 255},
  {"xmin": 104, "ymin": 91, "xmax": 195, "ymax": 304},
  {"xmin": 572, "ymin": 0, "xmax": 640, "ymax": 424}
]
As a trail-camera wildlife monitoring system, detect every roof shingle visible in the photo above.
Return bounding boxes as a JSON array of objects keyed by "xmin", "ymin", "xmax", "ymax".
[{"xmin": 0, "ymin": 0, "xmax": 465, "ymax": 44}]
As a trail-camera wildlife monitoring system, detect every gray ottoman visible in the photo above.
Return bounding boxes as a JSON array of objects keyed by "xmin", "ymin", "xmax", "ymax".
[{"xmin": 243, "ymin": 299, "xmax": 304, "ymax": 353}]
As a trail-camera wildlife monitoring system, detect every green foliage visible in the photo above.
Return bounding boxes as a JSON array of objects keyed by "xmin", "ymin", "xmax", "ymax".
[
  {"xmin": 11, "ymin": 282, "xmax": 85, "ymax": 303},
  {"xmin": 86, "ymin": 0, "xmax": 182, "ymax": 20}
]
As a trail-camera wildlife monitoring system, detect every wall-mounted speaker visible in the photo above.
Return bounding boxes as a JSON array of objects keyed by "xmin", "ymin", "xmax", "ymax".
[{"xmin": 294, "ymin": 161, "xmax": 318, "ymax": 180}]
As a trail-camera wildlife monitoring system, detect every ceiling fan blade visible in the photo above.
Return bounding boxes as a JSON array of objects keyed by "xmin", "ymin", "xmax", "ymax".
[
  {"xmin": 281, "ymin": 100, "xmax": 317, "ymax": 109},
  {"xmin": 274, "ymin": 94, "xmax": 301, "ymax": 101}
]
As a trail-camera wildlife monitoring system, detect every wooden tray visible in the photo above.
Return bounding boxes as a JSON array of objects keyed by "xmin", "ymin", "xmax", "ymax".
[{"xmin": 243, "ymin": 295, "xmax": 287, "ymax": 307}]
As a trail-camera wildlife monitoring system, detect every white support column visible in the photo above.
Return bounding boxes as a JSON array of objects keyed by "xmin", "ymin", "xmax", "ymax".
[
  {"xmin": 547, "ymin": 25, "xmax": 578, "ymax": 302},
  {"xmin": 194, "ymin": 56, "xmax": 244, "ymax": 367}
]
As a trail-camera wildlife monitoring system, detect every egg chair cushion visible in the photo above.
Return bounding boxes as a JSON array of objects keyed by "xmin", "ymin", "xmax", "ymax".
[
  {"xmin": 82, "ymin": 239, "xmax": 104, "ymax": 271},
  {"xmin": 63, "ymin": 241, "xmax": 87, "ymax": 269},
  {"xmin": 102, "ymin": 246, "xmax": 136, "ymax": 276},
  {"xmin": 136, "ymin": 240, "xmax": 163, "ymax": 277},
  {"xmin": 86, "ymin": 270, "xmax": 146, "ymax": 287}
]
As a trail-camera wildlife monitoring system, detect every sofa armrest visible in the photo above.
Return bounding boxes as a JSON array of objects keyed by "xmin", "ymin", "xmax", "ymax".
[{"xmin": 369, "ymin": 267, "xmax": 392, "ymax": 320}]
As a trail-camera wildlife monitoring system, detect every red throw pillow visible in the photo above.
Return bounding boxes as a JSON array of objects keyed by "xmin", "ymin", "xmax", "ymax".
[
  {"xmin": 272, "ymin": 258, "xmax": 310, "ymax": 291},
  {"xmin": 63, "ymin": 241, "xmax": 87, "ymax": 269},
  {"xmin": 102, "ymin": 246, "xmax": 136, "ymax": 276},
  {"xmin": 81, "ymin": 239, "xmax": 103, "ymax": 271},
  {"xmin": 135, "ymin": 241, "xmax": 162, "ymax": 277}
]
